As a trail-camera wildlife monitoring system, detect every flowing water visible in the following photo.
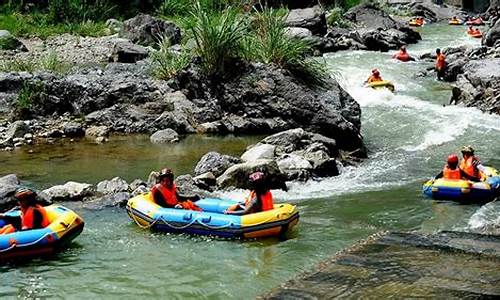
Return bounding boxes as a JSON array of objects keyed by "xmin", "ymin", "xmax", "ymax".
[{"xmin": 1, "ymin": 24, "xmax": 500, "ymax": 299}]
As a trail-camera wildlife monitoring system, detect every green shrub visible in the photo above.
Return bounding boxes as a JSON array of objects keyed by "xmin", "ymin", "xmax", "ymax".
[
  {"xmin": 40, "ymin": 51, "xmax": 72, "ymax": 74},
  {"xmin": 16, "ymin": 82, "xmax": 45, "ymax": 113},
  {"xmin": 47, "ymin": 0, "xmax": 116, "ymax": 24},
  {"xmin": 150, "ymin": 37, "xmax": 190, "ymax": 80},
  {"xmin": 327, "ymin": 7, "xmax": 353, "ymax": 28},
  {"xmin": 0, "ymin": 58, "xmax": 37, "ymax": 73},
  {"xmin": 189, "ymin": 2, "xmax": 246, "ymax": 75},
  {"xmin": 245, "ymin": 8, "xmax": 329, "ymax": 88}
]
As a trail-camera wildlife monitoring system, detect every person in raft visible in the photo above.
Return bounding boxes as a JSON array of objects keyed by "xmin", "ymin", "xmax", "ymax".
[
  {"xmin": 435, "ymin": 48, "xmax": 446, "ymax": 81},
  {"xmin": 0, "ymin": 188, "xmax": 50, "ymax": 235},
  {"xmin": 459, "ymin": 145, "xmax": 488, "ymax": 181},
  {"xmin": 224, "ymin": 171, "xmax": 274, "ymax": 215},
  {"xmin": 365, "ymin": 69, "xmax": 383, "ymax": 84},
  {"xmin": 467, "ymin": 25, "xmax": 480, "ymax": 35},
  {"xmin": 151, "ymin": 168, "xmax": 201, "ymax": 211},
  {"xmin": 450, "ymin": 16, "xmax": 460, "ymax": 23},
  {"xmin": 434, "ymin": 154, "xmax": 478, "ymax": 180},
  {"xmin": 392, "ymin": 45, "xmax": 415, "ymax": 62}
]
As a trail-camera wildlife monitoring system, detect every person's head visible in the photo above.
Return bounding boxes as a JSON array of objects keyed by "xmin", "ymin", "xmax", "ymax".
[
  {"xmin": 400, "ymin": 45, "xmax": 407, "ymax": 53},
  {"xmin": 436, "ymin": 48, "xmax": 441, "ymax": 55},
  {"xmin": 158, "ymin": 168, "xmax": 174, "ymax": 187},
  {"xmin": 461, "ymin": 145, "xmax": 474, "ymax": 158},
  {"xmin": 14, "ymin": 188, "xmax": 37, "ymax": 209},
  {"xmin": 249, "ymin": 171, "xmax": 266, "ymax": 191},
  {"xmin": 452, "ymin": 16, "xmax": 457, "ymax": 19},
  {"xmin": 447, "ymin": 154, "xmax": 459, "ymax": 169},
  {"xmin": 371, "ymin": 68, "xmax": 380, "ymax": 77}
]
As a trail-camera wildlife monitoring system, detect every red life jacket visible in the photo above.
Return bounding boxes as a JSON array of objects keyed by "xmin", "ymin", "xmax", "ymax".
[
  {"xmin": 152, "ymin": 183, "xmax": 178, "ymax": 207},
  {"xmin": 21, "ymin": 205, "xmax": 50, "ymax": 230},
  {"xmin": 245, "ymin": 191, "xmax": 274, "ymax": 212},
  {"xmin": 395, "ymin": 51, "xmax": 411, "ymax": 62},
  {"xmin": 442, "ymin": 165, "xmax": 461, "ymax": 179}
]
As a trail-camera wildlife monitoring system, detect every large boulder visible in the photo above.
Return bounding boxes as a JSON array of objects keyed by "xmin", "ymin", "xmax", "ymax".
[
  {"xmin": 285, "ymin": 5, "xmax": 327, "ymax": 35},
  {"xmin": 483, "ymin": 19, "xmax": 500, "ymax": 47},
  {"xmin": 325, "ymin": 3, "xmax": 421, "ymax": 52},
  {"xmin": 193, "ymin": 152, "xmax": 241, "ymax": 177},
  {"xmin": 241, "ymin": 144, "xmax": 276, "ymax": 162},
  {"xmin": 150, "ymin": 128, "xmax": 179, "ymax": 143},
  {"xmin": 111, "ymin": 41, "xmax": 149, "ymax": 63},
  {"xmin": 175, "ymin": 62, "xmax": 363, "ymax": 152},
  {"xmin": 0, "ymin": 30, "xmax": 27, "ymax": 51},
  {"xmin": 63, "ymin": 121, "xmax": 85, "ymax": 138},
  {"xmin": 450, "ymin": 58, "xmax": 500, "ymax": 115},
  {"xmin": 0, "ymin": 174, "xmax": 20, "ymax": 186},
  {"xmin": 0, "ymin": 121, "xmax": 31, "ymax": 147},
  {"xmin": 174, "ymin": 174, "xmax": 208, "ymax": 199},
  {"xmin": 42, "ymin": 182, "xmax": 94, "ymax": 201},
  {"xmin": 217, "ymin": 159, "xmax": 287, "ymax": 190},
  {"xmin": 96, "ymin": 177, "xmax": 130, "ymax": 194},
  {"xmin": 84, "ymin": 192, "xmax": 130, "ymax": 209},
  {"xmin": 119, "ymin": 14, "xmax": 181, "ymax": 48}
]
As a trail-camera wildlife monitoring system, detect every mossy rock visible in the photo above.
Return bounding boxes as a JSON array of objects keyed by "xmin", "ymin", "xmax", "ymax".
[{"xmin": 0, "ymin": 30, "xmax": 27, "ymax": 51}]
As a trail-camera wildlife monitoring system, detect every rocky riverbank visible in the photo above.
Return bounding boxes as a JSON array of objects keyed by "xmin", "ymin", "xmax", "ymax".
[{"xmin": 0, "ymin": 126, "xmax": 358, "ymax": 211}]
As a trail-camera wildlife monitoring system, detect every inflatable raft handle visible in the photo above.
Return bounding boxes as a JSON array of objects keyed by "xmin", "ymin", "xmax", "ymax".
[
  {"xmin": 201, "ymin": 216, "xmax": 211, "ymax": 223},
  {"xmin": 183, "ymin": 213, "xmax": 193, "ymax": 221}
]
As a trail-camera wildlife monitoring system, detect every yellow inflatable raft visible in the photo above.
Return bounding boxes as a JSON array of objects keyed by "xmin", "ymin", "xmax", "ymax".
[
  {"xmin": 368, "ymin": 80, "xmax": 395, "ymax": 92},
  {"xmin": 127, "ymin": 193, "xmax": 299, "ymax": 239}
]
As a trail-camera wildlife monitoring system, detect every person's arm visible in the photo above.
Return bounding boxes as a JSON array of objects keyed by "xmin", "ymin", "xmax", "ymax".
[
  {"xmin": 225, "ymin": 195, "xmax": 260, "ymax": 215},
  {"xmin": 460, "ymin": 169, "xmax": 479, "ymax": 181},
  {"xmin": 151, "ymin": 186, "xmax": 165, "ymax": 206},
  {"xmin": 434, "ymin": 171, "xmax": 444, "ymax": 179},
  {"xmin": 32, "ymin": 209, "xmax": 43, "ymax": 229}
]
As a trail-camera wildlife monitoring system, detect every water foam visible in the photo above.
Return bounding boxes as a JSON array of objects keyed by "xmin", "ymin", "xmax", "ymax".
[{"xmin": 465, "ymin": 201, "xmax": 500, "ymax": 235}]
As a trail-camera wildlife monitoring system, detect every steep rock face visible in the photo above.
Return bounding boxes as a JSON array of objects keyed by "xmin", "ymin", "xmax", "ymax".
[
  {"xmin": 483, "ymin": 19, "xmax": 500, "ymax": 47},
  {"xmin": 285, "ymin": 5, "xmax": 327, "ymax": 35},
  {"xmin": 450, "ymin": 58, "xmax": 500, "ymax": 115}
]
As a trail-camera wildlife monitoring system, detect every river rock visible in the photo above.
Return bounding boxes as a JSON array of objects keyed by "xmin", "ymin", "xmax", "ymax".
[
  {"xmin": 175, "ymin": 62, "xmax": 363, "ymax": 152},
  {"xmin": 150, "ymin": 128, "xmax": 179, "ymax": 143},
  {"xmin": 483, "ymin": 19, "xmax": 500, "ymax": 47},
  {"xmin": 174, "ymin": 174, "xmax": 206, "ymax": 199},
  {"xmin": 105, "ymin": 18, "xmax": 123, "ymax": 33},
  {"xmin": 111, "ymin": 41, "xmax": 149, "ymax": 63},
  {"xmin": 84, "ymin": 192, "xmax": 131, "ymax": 209},
  {"xmin": 0, "ymin": 174, "xmax": 20, "ymax": 186},
  {"xmin": 85, "ymin": 125, "xmax": 109, "ymax": 137},
  {"xmin": 217, "ymin": 159, "xmax": 287, "ymax": 190},
  {"xmin": 63, "ymin": 121, "xmax": 85, "ymax": 138},
  {"xmin": 194, "ymin": 152, "xmax": 241, "ymax": 177},
  {"xmin": 43, "ymin": 181, "xmax": 94, "ymax": 201},
  {"xmin": 326, "ymin": 3, "xmax": 421, "ymax": 52},
  {"xmin": 241, "ymin": 144, "xmax": 276, "ymax": 162},
  {"xmin": 119, "ymin": 14, "xmax": 181, "ymax": 48},
  {"xmin": 96, "ymin": 177, "xmax": 130, "ymax": 194},
  {"xmin": 129, "ymin": 179, "xmax": 147, "ymax": 191},
  {"xmin": 0, "ymin": 184, "xmax": 17, "ymax": 210},
  {"xmin": 450, "ymin": 58, "xmax": 500, "ymax": 115},
  {"xmin": 0, "ymin": 30, "xmax": 27, "ymax": 51},
  {"xmin": 285, "ymin": 27, "xmax": 314, "ymax": 39},
  {"xmin": 193, "ymin": 172, "xmax": 216, "ymax": 191},
  {"xmin": 285, "ymin": 5, "xmax": 327, "ymax": 35}
]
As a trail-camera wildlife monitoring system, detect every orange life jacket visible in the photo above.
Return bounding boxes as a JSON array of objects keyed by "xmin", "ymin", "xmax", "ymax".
[
  {"xmin": 245, "ymin": 191, "xmax": 274, "ymax": 212},
  {"xmin": 442, "ymin": 165, "xmax": 461, "ymax": 179},
  {"xmin": 436, "ymin": 53, "xmax": 446, "ymax": 70},
  {"xmin": 153, "ymin": 183, "xmax": 178, "ymax": 207},
  {"xmin": 21, "ymin": 205, "xmax": 50, "ymax": 230},
  {"xmin": 367, "ymin": 75, "xmax": 383, "ymax": 83},
  {"xmin": 459, "ymin": 156, "xmax": 479, "ymax": 179}
]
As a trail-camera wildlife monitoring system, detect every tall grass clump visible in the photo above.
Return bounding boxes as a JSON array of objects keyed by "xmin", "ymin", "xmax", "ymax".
[
  {"xmin": 151, "ymin": 36, "xmax": 190, "ymax": 80},
  {"xmin": 189, "ymin": 2, "xmax": 246, "ymax": 75},
  {"xmin": 47, "ymin": 0, "xmax": 116, "ymax": 24},
  {"xmin": 246, "ymin": 8, "xmax": 329, "ymax": 88}
]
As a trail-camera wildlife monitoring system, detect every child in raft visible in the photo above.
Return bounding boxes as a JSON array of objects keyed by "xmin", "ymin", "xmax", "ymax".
[{"xmin": 224, "ymin": 172, "xmax": 274, "ymax": 215}]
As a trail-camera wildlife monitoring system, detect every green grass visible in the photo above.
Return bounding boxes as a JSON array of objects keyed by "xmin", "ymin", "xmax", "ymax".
[
  {"xmin": 16, "ymin": 81, "xmax": 45, "ymax": 113},
  {"xmin": 245, "ymin": 8, "xmax": 329, "ymax": 88},
  {"xmin": 189, "ymin": 2, "xmax": 246, "ymax": 75},
  {"xmin": 0, "ymin": 52, "xmax": 71, "ymax": 74},
  {"xmin": 150, "ymin": 37, "xmax": 191, "ymax": 80},
  {"xmin": 0, "ymin": 12, "xmax": 109, "ymax": 39}
]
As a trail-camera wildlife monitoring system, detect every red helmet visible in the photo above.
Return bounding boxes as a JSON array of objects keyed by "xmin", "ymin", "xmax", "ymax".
[
  {"xmin": 447, "ymin": 154, "xmax": 459, "ymax": 165},
  {"xmin": 371, "ymin": 69, "xmax": 380, "ymax": 76}
]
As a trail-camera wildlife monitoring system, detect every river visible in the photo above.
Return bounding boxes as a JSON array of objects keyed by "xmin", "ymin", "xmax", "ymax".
[{"xmin": 1, "ymin": 24, "xmax": 499, "ymax": 299}]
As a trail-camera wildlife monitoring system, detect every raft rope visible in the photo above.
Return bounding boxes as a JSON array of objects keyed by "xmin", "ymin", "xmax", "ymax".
[
  {"xmin": 128, "ymin": 205, "xmax": 297, "ymax": 231},
  {"xmin": 0, "ymin": 216, "xmax": 78, "ymax": 253}
]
